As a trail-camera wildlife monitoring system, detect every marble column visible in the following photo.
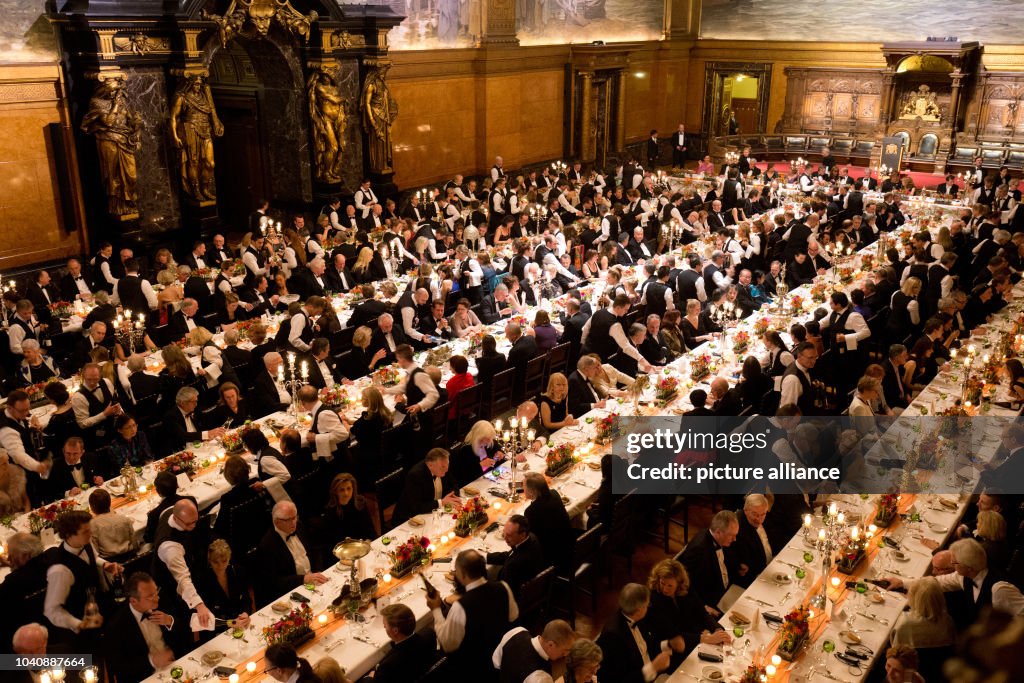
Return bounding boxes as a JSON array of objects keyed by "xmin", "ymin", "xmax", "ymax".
[
  {"xmin": 615, "ymin": 70, "xmax": 628, "ymax": 152},
  {"xmin": 579, "ymin": 72, "xmax": 594, "ymax": 161}
]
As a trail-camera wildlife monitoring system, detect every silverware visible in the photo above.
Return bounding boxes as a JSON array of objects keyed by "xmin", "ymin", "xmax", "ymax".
[{"xmin": 746, "ymin": 596, "xmax": 773, "ymax": 607}]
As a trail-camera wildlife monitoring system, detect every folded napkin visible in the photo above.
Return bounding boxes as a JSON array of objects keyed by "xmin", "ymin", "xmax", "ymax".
[
  {"xmin": 190, "ymin": 612, "xmax": 215, "ymax": 632},
  {"xmin": 728, "ymin": 603, "xmax": 759, "ymax": 631}
]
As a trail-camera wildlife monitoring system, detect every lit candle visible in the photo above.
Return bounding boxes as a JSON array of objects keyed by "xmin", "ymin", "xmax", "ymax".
[
  {"xmin": 229, "ymin": 674, "xmax": 239, "ymax": 683},
  {"xmin": 83, "ymin": 670, "xmax": 96, "ymax": 683},
  {"xmin": 138, "ymin": 484, "xmax": 147, "ymax": 494},
  {"xmin": 828, "ymin": 502, "xmax": 838, "ymax": 517},
  {"xmin": 851, "ymin": 526, "xmax": 859, "ymax": 540},
  {"xmin": 383, "ymin": 573, "xmax": 392, "ymax": 583},
  {"xmin": 526, "ymin": 429, "xmax": 536, "ymax": 441},
  {"xmin": 246, "ymin": 662, "xmax": 257, "ymax": 673},
  {"xmin": 495, "ymin": 419, "xmax": 503, "ymax": 431},
  {"xmin": 318, "ymin": 613, "xmax": 328, "ymax": 626},
  {"xmin": 427, "ymin": 543, "xmax": 436, "ymax": 553},
  {"xmin": 302, "ymin": 361, "xmax": 309, "ymax": 380},
  {"xmin": 440, "ymin": 533, "xmax": 449, "ymax": 544},
  {"xmin": 510, "ymin": 416, "xmax": 519, "ymax": 429},
  {"xmin": 766, "ymin": 664, "xmax": 777, "ymax": 677},
  {"xmin": 492, "ymin": 500, "xmax": 502, "ymax": 510},
  {"xmin": 831, "ymin": 576, "xmax": 841, "ymax": 588},
  {"xmin": 803, "ymin": 514, "xmax": 812, "ymax": 528},
  {"xmin": 818, "ymin": 529, "xmax": 826, "ymax": 541},
  {"xmin": 771, "ymin": 655, "xmax": 782, "ymax": 667},
  {"xmin": 836, "ymin": 512, "xmax": 845, "ymax": 524}
]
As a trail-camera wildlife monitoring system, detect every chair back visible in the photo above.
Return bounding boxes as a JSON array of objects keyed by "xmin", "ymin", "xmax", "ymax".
[
  {"xmin": 523, "ymin": 355, "xmax": 547, "ymax": 400},
  {"xmin": 517, "ymin": 565, "xmax": 556, "ymax": 629},
  {"xmin": 486, "ymin": 367, "xmax": 516, "ymax": 419},
  {"xmin": 430, "ymin": 401, "xmax": 450, "ymax": 449},
  {"xmin": 454, "ymin": 383, "xmax": 483, "ymax": 436},
  {"xmin": 547, "ymin": 342, "xmax": 571, "ymax": 378},
  {"xmin": 573, "ymin": 523, "xmax": 603, "ymax": 571},
  {"xmin": 374, "ymin": 467, "xmax": 406, "ymax": 532}
]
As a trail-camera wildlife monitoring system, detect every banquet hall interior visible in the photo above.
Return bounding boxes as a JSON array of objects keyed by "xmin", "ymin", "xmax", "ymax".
[{"xmin": 2, "ymin": 0, "xmax": 1024, "ymax": 682}]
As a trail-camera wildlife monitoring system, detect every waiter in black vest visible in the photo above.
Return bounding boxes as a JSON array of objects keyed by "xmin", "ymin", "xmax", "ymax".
[
  {"xmin": 671, "ymin": 123, "xmax": 687, "ymax": 168},
  {"xmin": 580, "ymin": 294, "xmax": 654, "ymax": 372},
  {"xmin": 819, "ymin": 291, "xmax": 870, "ymax": 395},
  {"xmin": 43, "ymin": 510, "xmax": 122, "ymax": 652},
  {"xmin": 493, "ymin": 619, "xmax": 576, "ymax": 683},
  {"xmin": 0, "ymin": 388, "xmax": 51, "ymax": 505},
  {"xmin": 427, "ymin": 549, "xmax": 518, "ymax": 681},
  {"xmin": 71, "ymin": 363, "xmax": 122, "ymax": 450},
  {"xmin": 298, "ymin": 385, "xmax": 349, "ymax": 465},
  {"xmin": 116, "ymin": 258, "xmax": 158, "ymax": 315},
  {"xmin": 152, "ymin": 499, "xmax": 214, "ymax": 629},
  {"xmin": 780, "ymin": 342, "xmax": 819, "ymax": 414}
]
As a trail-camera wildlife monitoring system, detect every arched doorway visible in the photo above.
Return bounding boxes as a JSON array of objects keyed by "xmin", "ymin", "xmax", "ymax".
[{"xmin": 207, "ymin": 34, "xmax": 311, "ymax": 230}]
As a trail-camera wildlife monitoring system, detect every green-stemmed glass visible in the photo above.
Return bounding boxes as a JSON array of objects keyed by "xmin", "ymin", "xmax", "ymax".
[
  {"xmin": 733, "ymin": 626, "xmax": 745, "ymax": 639},
  {"xmin": 803, "ymin": 551, "xmax": 814, "ymax": 564},
  {"xmin": 822, "ymin": 639, "xmax": 836, "ymax": 654}
]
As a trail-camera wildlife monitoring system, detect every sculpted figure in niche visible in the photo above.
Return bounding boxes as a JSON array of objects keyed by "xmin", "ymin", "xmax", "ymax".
[
  {"xmin": 307, "ymin": 64, "xmax": 347, "ymax": 184},
  {"xmin": 170, "ymin": 74, "xmax": 223, "ymax": 202},
  {"xmin": 80, "ymin": 76, "xmax": 142, "ymax": 217},
  {"xmin": 361, "ymin": 64, "xmax": 399, "ymax": 174},
  {"xmin": 899, "ymin": 85, "xmax": 940, "ymax": 121}
]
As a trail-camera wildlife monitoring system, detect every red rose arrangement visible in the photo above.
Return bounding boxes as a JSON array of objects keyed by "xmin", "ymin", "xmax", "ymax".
[
  {"xmin": 262, "ymin": 603, "xmax": 313, "ymax": 646},
  {"xmin": 157, "ymin": 450, "xmax": 197, "ymax": 476},
  {"xmin": 29, "ymin": 499, "xmax": 82, "ymax": 534},
  {"xmin": 778, "ymin": 605, "xmax": 810, "ymax": 653},
  {"xmin": 389, "ymin": 536, "xmax": 432, "ymax": 573}
]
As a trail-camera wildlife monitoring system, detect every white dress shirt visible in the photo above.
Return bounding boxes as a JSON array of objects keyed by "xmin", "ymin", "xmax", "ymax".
[
  {"xmin": 287, "ymin": 312, "xmax": 313, "ymax": 352},
  {"xmin": 44, "ymin": 542, "xmax": 108, "ymax": 632},
  {"xmin": 819, "ymin": 306, "xmax": 870, "ymax": 350},
  {"xmin": 155, "ymin": 515, "xmax": 205, "ymax": 609},
  {"xmin": 780, "ymin": 363, "xmax": 813, "ymax": 408},
  {"xmin": 71, "ymin": 379, "xmax": 117, "ymax": 430},
  {"xmin": 432, "ymin": 577, "xmax": 519, "ymax": 653},
  {"xmin": 0, "ymin": 407, "xmax": 46, "ymax": 472},
  {"xmin": 277, "ymin": 527, "xmax": 311, "ymax": 576},
  {"xmin": 130, "ymin": 604, "xmax": 173, "ymax": 663},
  {"xmin": 309, "ymin": 400, "xmax": 350, "ymax": 460},
  {"xmin": 384, "ymin": 364, "xmax": 440, "ymax": 413},
  {"xmin": 580, "ymin": 314, "xmax": 645, "ymax": 363}
]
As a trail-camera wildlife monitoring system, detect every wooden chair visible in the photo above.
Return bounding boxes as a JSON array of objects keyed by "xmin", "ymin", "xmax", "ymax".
[
  {"xmin": 453, "ymin": 384, "xmax": 483, "ymax": 437},
  {"xmin": 429, "ymin": 401, "xmax": 450, "ymax": 449},
  {"xmin": 546, "ymin": 342, "xmax": 571, "ymax": 378},
  {"xmin": 556, "ymin": 523, "xmax": 604, "ymax": 625},
  {"xmin": 486, "ymin": 367, "xmax": 516, "ymax": 419},
  {"xmin": 522, "ymin": 355, "xmax": 547, "ymax": 401},
  {"xmin": 374, "ymin": 467, "xmax": 406, "ymax": 533},
  {"xmin": 606, "ymin": 491, "xmax": 638, "ymax": 581},
  {"xmin": 516, "ymin": 566, "xmax": 556, "ymax": 631}
]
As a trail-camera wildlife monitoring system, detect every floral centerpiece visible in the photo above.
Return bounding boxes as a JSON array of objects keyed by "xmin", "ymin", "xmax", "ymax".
[
  {"xmin": 982, "ymin": 358, "xmax": 1001, "ymax": 384},
  {"xmin": 425, "ymin": 345, "xmax": 453, "ymax": 367},
  {"xmin": 510, "ymin": 314, "xmax": 529, "ymax": 328},
  {"xmin": 732, "ymin": 330, "xmax": 750, "ymax": 353},
  {"xmin": 47, "ymin": 300, "xmax": 74, "ymax": 319},
  {"xmin": 690, "ymin": 353, "xmax": 712, "ymax": 382},
  {"xmin": 157, "ymin": 450, "xmax": 198, "ymax": 477},
  {"xmin": 389, "ymin": 536, "xmax": 432, "ymax": 578},
  {"xmin": 836, "ymin": 532, "xmax": 869, "ymax": 574},
  {"xmin": 595, "ymin": 414, "xmax": 619, "ymax": 444},
  {"xmin": 234, "ymin": 318, "xmax": 258, "ymax": 341},
  {"xmin": 789, "ymin": 294, "xmax": 804, "ymax": 313},
  {"xmin": 452, "ymin": 496, "xmax": 489, "ymax": 537},
  {"xmin": 938, "ymin": 404, "xmax": 970, "ymax": 438},
  {"xmin": 838, "ymin": 266, "xmax": 855, "ymax": 283},
  {"xmin": 916, "ymin": 433, "xmax": 944, "ymax": 470},
  {"xmin": 545, "ymin": 443, "xmax": 577, "ymax": 477},
  {"xmin": 655, "ymin": 376, "xmax": 679, "ymax": 404},
  {"xmin": 776, "ymin": 605, "xmax": 811, "ymax": 661},
  {"xmin": 810, "ymin": 282, "xmax": 829, "ymax": 303},
  {"xmin": 875, "ymin": 492, "xmax": 900, "ymax": 528},
  {"xmin": 319, "ymin": 384, "xmax": 351, "ymax": 410},
  {"xmin": 752, "ymin": 317, "xmax": 771, "ymax": 337},
  {"xmin": 191, "ymin": 267, "xmax": 215, "ymax": 282},
  {"xmin": 738, "ymin": 665, "xmax": 767, "ymax": 683},
  {"xmin": 221, "ymin": 423, "xmax": 260, "ymax": 455},
  {"xmin": 466, "ymin": 329, "xmax": 486, "ymax": 355},
  {"xmin": 373, "ymin": 365, "xmax": 400, "ymax": 387},
  {"xmin": 860, "ymin": 253, "xmax": 875, "ymax": 272},
  {"xmin": 26, "ymin": 377, "xmax": 60, "ymax": 405},
  {"xmin": 28, "ymin": 499, "xmax": 82, "ymax": 534},
  {"xmin": 263, "ymin": 604, "xmax": 314, "ymax": 647}
]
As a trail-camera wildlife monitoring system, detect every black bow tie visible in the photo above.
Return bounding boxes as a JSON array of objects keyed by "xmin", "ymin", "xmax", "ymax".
[
  {"xmin": 141, "ymin": 611, "xmax": 153, "ymax": 621},
  {"xmin": 286, "ymin": 532, "xmax": 297, "ymax": 541},
  {"xmin": 74, "ymin": 276, "xmax": 83, "ymax": 281},
  {"xmin": 69, "ymin": 464, "xmax": 83, "ymax": 471}
]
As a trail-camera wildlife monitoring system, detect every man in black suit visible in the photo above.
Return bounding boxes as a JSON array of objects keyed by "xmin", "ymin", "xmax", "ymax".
[
  {"xmin": 596, "ymin": 583, "xmax": 673, "ymax": 683},
  {"xmin": 567, "ymin": 355, "xmax": 605, "ymax": 417},
  {"xmin": 163, "ymin": 387, "xmax": 226, "ymax": 453},
  {"xmin": 168, "ymin": 298, "xmax": 199, "ymax": 342},
  {"xmin": 126, "ymin": 355, "xmax": 162, "ymax": 406},
  {"xmin": 391, "ymin": 448, "xmax": 461, "ymax": 527},
  {"xmin": 324, "ymin": 253, "xmax": 355, "ymax": 293},
  {"xmin": 253, "ymin": 500, "xmax": 328, "ymax": 605},
  {"xmin": 980, "ymin": 422, "xmax": 1024, "ymax": 493},
  {"xmin": 26, "ymin": 270, "xmax": 61, "ymax": 326},
  {"xmin": 725, "ymin": 494, "xmax": 776, "ymax": 588},
  {"xmin": 104, "ymin": 572, "xmax": 182, "ymax": 683},
  {"xmin": 709, "ymin": 378, "xmax": 743, "ymax": 417},
  {"xmin": 678, "ymin": 510, "xmax": 740, "ymax": 613},
  {"xmin": 368, "ymin": 314, "xmax": 407, "ymax": 369},
  {"xmin": 646, "ymin": 130, "xmax": 659, "ymax": 167},
  {"xmin": 181, "ymin": 268, "xmax": 214, "ymax": 316},
  {"xmin": 486, "ymin": 515, "xmax": 547, "ymax": 599},
  {"xmin": 735, "ymin": 269, "xmax": 761, "ymax": 318},
  {"xmin": 785, "ymin": 251, "xmax": 816, "ymax": 289},
  {"xmin": 70, "ymin": 321, "xmax": 113, "ymax": 373},
  {"xmin": 374, "ymin": 604, "xmax": 438, "ymax": 683},
  {"xmin": 348, "ymin": 284, "xmax": 390, "ymax": 330},
  {"xmin": 208, "ymin": 233, "xmax": 234, "ymax": 266},
  {"xmin": 44, "ymin": 437, "xmax": 104, "ymax": 502},
  {"xmin": 144, "ymin": 471, "xmax": 197, "ymax": 544},
  {"xmin": 418, "ymin": 299, "xmax": 453, "ymax": 340},
  {"xmin": 882, "ymin": 344, "xmax": 911, "ymax": 410},
  {"xmin": 936, "ymin": 174, "xmax": 960, "ymax": 198},
  {"xmin": 671, "ymin": 123, "xmax": 687, "ymax": 168},
  {"xmin": 684, "ymin": 389, "xmax": 715, "ymax": 416},
  {"xmin": 523, "ymin": 472, "xmax": 573, "ymax": 570},
  {"xmin": 181, "ymin": 241, "xmax": 209, "ymax": 272},
  {"xmin": 250, "ymin": 352, "xmax": 292, "ymax": 419},
  {"xmin": 478, "ymin": 284, "xmax": 513, "ymax": 325},
  {"xmin": 558, "ymin": 298, "xmax": 590, "ymax": 362},
  {"xmin": 221, "ymin": 329, "xmax": 253, "ymax": 372},
  {"xmin": 305, "ymin": 337, "xmax": 338, "ymax": 389},
  {"xmin": 59, "ymin": 258, "xmax": 94, "ymax": 302},
  {"xmin": 293, "ymin": 258, "xmax": 329, "ymax": 299},
  {"xmin": 627, "ymin": 226, "xmax": 656, "ymax": 262},
  {"xmin": 506, "ymin": 322, "xmax": 540, "ymax": 397}
]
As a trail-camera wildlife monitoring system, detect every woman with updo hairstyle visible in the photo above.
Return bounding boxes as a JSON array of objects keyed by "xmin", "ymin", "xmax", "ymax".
[
  {"xmin": 644, "ymin": 558, "xmax": 731, "ymax": 661},
  {"xmin": 344, "ymin": 325, "xmax": 385, "ymax": 379},
  {"xmin": 195, "ymin": 537, "xmax": 252, "ymax": 643},
  {"xmin": 42, "ymin": 380, "xmax": 81, "ymax": 458},
  {"xmin": 559, "ymin": 639, "xmax": 603, "ymax": 683},
  {"xmin": 264, "ymin": 643, "xmax": 321, "ymax": 683}
]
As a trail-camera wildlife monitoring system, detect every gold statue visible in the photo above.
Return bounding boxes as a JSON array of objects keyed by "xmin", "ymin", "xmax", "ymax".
[
  {"xmin": 307, "ymin": 64, "xmax": 347, "ymax": 184},
  {"xmin": 80, "ymin": 76, "xmax": 142, "ymax": 218},
  {"xmin": 170, "ymin": 74, "xmax": 223, "ymax": 202},
  {"xmin": 361, "ymin": 63, "xmax": 398, "ymax": 174}
]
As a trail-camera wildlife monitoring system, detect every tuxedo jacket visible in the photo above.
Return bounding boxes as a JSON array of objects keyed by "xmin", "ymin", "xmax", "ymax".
[
  {"xmin": 293, "ymin": 269, "xmax": 327, "ymax": 299},
  {"xmin": 567, "ymin": 370, "xmax": 601, "ymax": 417},
  {"xmin": 26, "ymin": 282, "xmax": 61, "ymax": 321},
  {"xmin": 168, "ymin": 310, "xmax": 196, "ymax": 342},
  {"xmin": 374, "ymin": 632, "xmax": 438, "ymax": 683},
  {"xmin": 304, "ymin": 354, "xmax": 339, "ymax": 389},
  {"xmin": 726, "ymin": 513, "xmax": 773, "ymax": 587},
  {"xmin": 369, "ymin": 327, "xmax": 407, "ymax": 368},
  {"xmin": 250, "ymin": 370, "xmax": 289, "ymax": 419},
  {"xmin": 253, "ymin": 527, "xmax": 319, "ymax": 605},
  {"xmin": 348, "ymin": 299, "xmax": 389, "ymax": 330},
  {"xmin": 678, "ymin": 528, "xmax": 729, "ymax": 609},
  {"xmin": 183, "ymin": 276, "xmax": 213, "ymax": 315},
  {"xmin": 324, "ymin": 267, "xmax": 355, "ymax": 293},
  {"xmin": 59, "ymin": 273, "xmax": 93, "ymax": 302},
  {"xmin": 43, "ymin": 454, "xmax": 103, "ymax": 503},
  {"xmin": 486, "ymin": 532, "xmax": 547, "ymax": 597},
  {"xmin": 478, "ymin": 294, "xmax": 508, "ymax": 325},
  {"xmin": 391, "ymin": 460, "xmax": 458, "ymax": 527},
  {"xmin": 104, "ymin": 603, "xmax": 187, "ymax": 683},
  {"xmin": 596, "ymin": 611, "xmax": 662, "ymax": 683}
]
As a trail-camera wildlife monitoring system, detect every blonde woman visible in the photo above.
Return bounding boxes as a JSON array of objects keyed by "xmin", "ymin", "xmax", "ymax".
[
  {"xmin": 345, "ymin": 325, "xmax": 386, "ymax": 379},
  {"xmin": 186, "ymin": 327, "xmax": 228, "ymax": 388},
  {"xmin": 352, "ymin": 246, "xmax": 375, "ymax": 283},
  {"xmin": 887, "ymin": 276, "xmax": 922, "ymax": 341},
  {"xmin": 453, "ymin": 420, "xmax": 503, "ymax": 487},
  {"xmin": 585, "ymin": 353, "xmax": 632, "ymax": 398},
  {"xmin": 891, "ymin": 577, "xmax": 955, "ymax": 648},
  {"xmin": 155, "ymin": 268, "xmax": 183, "ymax": 316},
  {"xmin": 976, "ymin": 509, "xmax": 1010, "ymax": 573},
  {"xmin": 540, "ymin": 372, "xmax": 578, "ymax": 431},
  {"xmin": 645, "ymin": 558, "xmax": 732, "ymax": 657},
  {"xmin": 195, "ymin": 538, "xmax": 252, "ymax": 638}
]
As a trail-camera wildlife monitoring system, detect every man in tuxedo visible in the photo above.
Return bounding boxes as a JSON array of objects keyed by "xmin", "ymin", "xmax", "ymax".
[
  {"xmin": 220, "ymin": 329, "xmax": 253, "ymax": 372},
  {"xmin": 250, "ymin": 353, "xmax": 292, "ymax": 419},
  {"xmin": 980, "ymin": 422, "xmax": 1024, "ymax": 491},
  {"xmin": 418, "ymin": 299, "xmax": 452, "ymax": 340},
  {"xmin": 785, "ymin": 251, "xmax": 816, "ymax": 289},
  {"xmin": 181, "ymin": 267, "xmax": 214, "ymax": 316},
  {"xmin": 558, "ymin": 298, "xmax": 590, "ymax": 362},
  {"xmin": 707, "ymin": 199, "xmax": 728, "ymax": 231},
  {"xmin": 885, "ymin": 538, "xmax": 1000, "ymax": 628},
  {"xmin": 144, "ymin": 471, "xmax": 197, "ymax": 544},
  {"xmin": 207, "ymin": 233, "xmax": 234, "ymax": 266},
  {"xmin": 392, "ymin": 448, "xmax": 462, "ymax": 526},
  {"xmin": 628, "ymin": 226, "xmax": 655, "ymax": 262},
  {"xmin": 104, "ymin": 572, "xmax": 181, "ymax": 683},
  {"xmin": 479, "ymin": 283, "xmax": 513, "ymax": 325},
  {"xmin": 646, "ymin": 130, "xmax": 660, "ymax": 167},
  {"xmin": 882, "ymin": 344, "xmax": 911, "ymax": 410},
  {"xmin": 369, "ymin": 313, "xmax": 407, "ymax": 368},
  {"xmin": 44, "ymin": 437, "xmax": 104, "ymax": 503},
  {"xmin": 401, "ymin": 194, "xmax": 426, "ymax": 222},
  {"xmin": 168, "ymin": 298, "xmax": 199, "ymax": 341},
  {"xmin": 596, "ymin": 583, "xmax": 673, "ymax": 683},
  {"xmin": 182, "ymin": 240, "xmax": 208, "ymax": 272},
  {"xmin": 671, "ymin": 123, "xmax": 687, "ymax": 168},
  {"xmin": 59, "ymin": 258, "xmax": 94, "ymax": 302},
  {"xmin": 253, "ymin": 501, "xmax": 328, "ymax": 605},
  {"xmin": 506, "ymin": 322, "xmax": 540, "ymax": 397},
  {"xmin": 348, "ymin": 284, "xmax": 389, "ymax": 329},
  {"xmin": 294, "ymin": 257, "xmax": 329, "ymax": 299},
  {"xmin": 936, "ymin": 174, "xmax": 960, "ymax": 197},
  {"xmin": 567, "ymin": 355, "xmax": 607, "ymax": 417},
  {"xmin": 26, "ymin": 270, "xmax": 61, "ymax": 326},
  {"xmin": 679, "ymin": 510, "xmax": 740, "ymax": 613},
  {"xmin": 486, "ymin": 515, "xmax": 547, "ymax": 599},
  {"xmin": 304, "ymin": 338, "xmax": 339, "ymax": 389},
  {"xmin": 248, "ymin": 198, "xmax": 269, "ymax": 233},
  {"xmin": 324, "ymin": 253, "xmax": 354, "ymax": 293},
  {"xmin": 70, "ymin": 320, "xmax": 113, "ymax": 373},
  {"xmin": 163, "ymin": 387, "xmax": 226, "ymax": 453},
  {"xmin": 735, "ymin": 269, "xmax": 760, "ymax": 317},
  {"xmin": 726, "ymin": 494, "xmax": 776, "ymax": 588},
  {"xmin": 126, "ymin": 354, "xmax": 163, "ymax": 405},
  {"xmin": 374, "ymin": 604, "xmax": 438, "ymax": 683},
  {"xmin": 709, "ymin": 377, "xmax": 743, "ymax": 417}
]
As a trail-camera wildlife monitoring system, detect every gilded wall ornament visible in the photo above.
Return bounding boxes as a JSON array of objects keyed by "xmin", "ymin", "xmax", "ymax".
[
  {"xmin": 80, "ymin": 75, "xmax": 142, "ymax": 218},
  {"xmin": 307, "ymin": 64, "xmax": 347, "ymax": 184},
  {"xmin": 204, "ymin": 0, "xmax": 318, "ymax": 48},
  {"xmin": 169, "ymin": 74, "xmax": 223, "ymax": 202},
  {"xmin": 361, "ymin": 63, "xmax": 398, "ymax": 174}
]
